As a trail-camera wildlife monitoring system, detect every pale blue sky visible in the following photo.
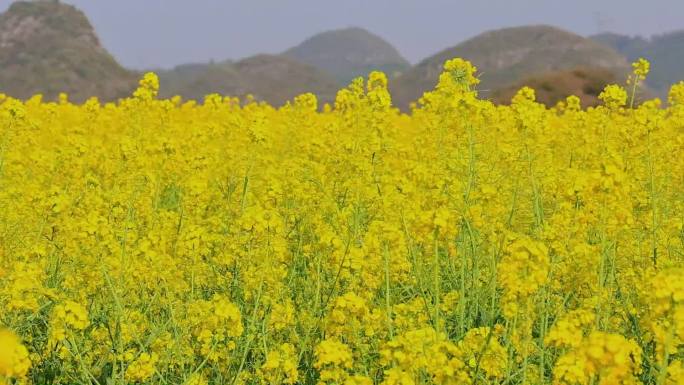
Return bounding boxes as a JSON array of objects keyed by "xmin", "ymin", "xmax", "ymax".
[{"xmin": 1, "ymin": 0, "xmax": 682, "ymax": 69}]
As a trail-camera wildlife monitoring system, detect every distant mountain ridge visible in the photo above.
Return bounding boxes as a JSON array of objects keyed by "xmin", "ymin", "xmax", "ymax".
[
  {"xmin": 1, "ymin": 1, "xmax": 678, "ymax": 110},
  {"xmin": 283, "ymin": 27, "xmax": 410, "ymax": 85},
  {"xmin": 0, "ymin": 1, "xmax": 342, "ymax": 106},
  {"xmin": 390, "ymin": 25, "xmax": 630, "ymax": 109},
  {"xmin": 0, "ymin": 0, "xmax": 137, "ymax": 102},
  {"xmin": 156, "ymin": 61, "xmax": 245, "ymax": 102},
  {"xmin": 592, "ymin": 30, "xmax": 684, "ymax": 95},
  {"xmin": 157, "ymin": 54, "xmax": 340, "ymax": 106}
]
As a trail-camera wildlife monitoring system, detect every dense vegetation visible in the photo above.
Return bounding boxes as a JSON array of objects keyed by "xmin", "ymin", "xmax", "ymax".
[{"xmin": 2, "ymin": 57, "xmax": 684, "ymax": 385}]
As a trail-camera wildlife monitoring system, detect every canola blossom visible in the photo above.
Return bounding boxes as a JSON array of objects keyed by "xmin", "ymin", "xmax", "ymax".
[{"xmin": 1, "ymin": 58, "xmax": 684, "ymax": 385}]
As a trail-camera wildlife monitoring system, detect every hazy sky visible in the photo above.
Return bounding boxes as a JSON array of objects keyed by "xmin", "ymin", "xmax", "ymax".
[{"xmin": 2, "ymin": 0, "xmax": 682, "ymax": 69}]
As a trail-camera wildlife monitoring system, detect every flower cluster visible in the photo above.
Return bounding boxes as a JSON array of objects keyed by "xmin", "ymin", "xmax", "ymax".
[
  {"xmin": 552, "ymin": 332, "xmax": 642, "ymax": 385},
  {"xmin": 0, "ymin": 329, "xmax": 31, "ymax": 382}
]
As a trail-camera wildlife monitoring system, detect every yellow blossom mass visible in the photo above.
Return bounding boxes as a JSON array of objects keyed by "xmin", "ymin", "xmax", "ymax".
[{"xmin": 0, "ymin": 57, "xmax": 682, "ymax": 385}]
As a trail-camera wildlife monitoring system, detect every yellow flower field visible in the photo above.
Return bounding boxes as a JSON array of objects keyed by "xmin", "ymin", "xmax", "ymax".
[{"xmin": 2, "ymin": 58, "xmax": 684, "ymax": 385}]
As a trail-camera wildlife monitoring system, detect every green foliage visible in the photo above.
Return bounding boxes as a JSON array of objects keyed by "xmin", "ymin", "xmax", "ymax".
[{"xmin": 158, "ymin": 183, "xmax": 183, "ymax": 212}]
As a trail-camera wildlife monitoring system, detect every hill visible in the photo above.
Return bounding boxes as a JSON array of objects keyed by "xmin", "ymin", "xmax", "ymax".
[
  {"xmin": 158, "ymin": 54, "xmax": 341, "ymax": 106},
  {"xmin": 0, "ymin": 0, "xmax": 137, "ymax": 102},
  {"xmin": 232, "ymin": 54, "xmax": 340, "ymax": 106},
  {"xmin": 158, "ymin": 61, "xmax": 246, "ymax": 102},
  {"xmin": 391, "ymin": 25, "xmax": 629, "ymax": 110},
  {"xmin": 284, "ymin": 27, "xmax": 410, "ymax": 85},
  {"xmin": 592, "ymin": 30, "xmax": 684, "ymax": 95},
  {"xmin": 490, "ymin": 67, "xmax": 620, "ymax": 107}
]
